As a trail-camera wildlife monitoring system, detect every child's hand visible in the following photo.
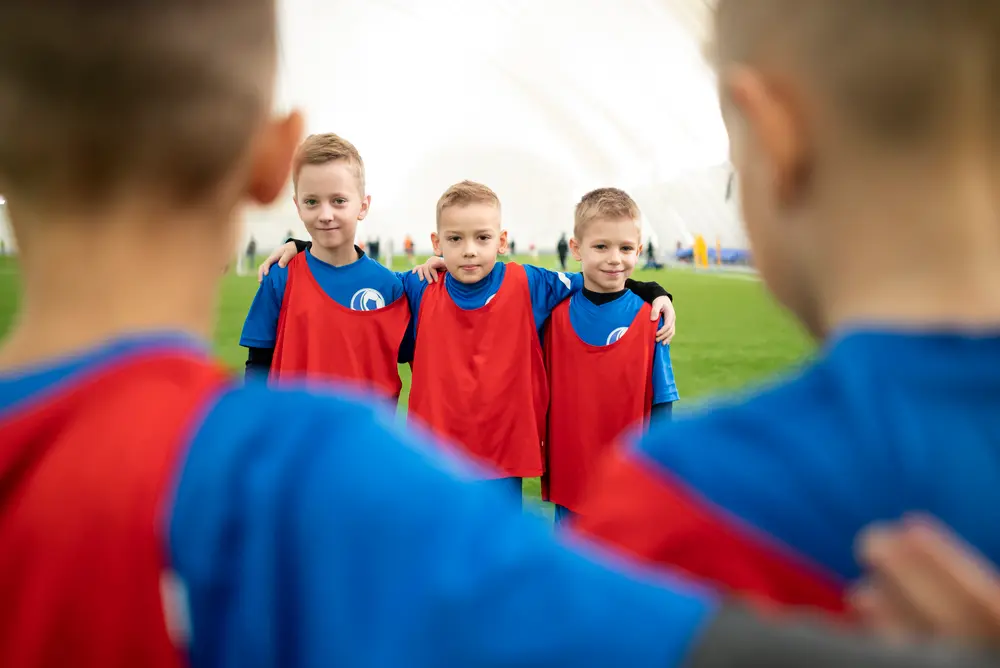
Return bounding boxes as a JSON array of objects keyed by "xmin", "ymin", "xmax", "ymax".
[
  {"xmin": 258, "ymin": 242, "xmax": 299, "ymax": 282},
  {"xmin": 853, "ymin": 515, "xmax": 1000, "ymax": 648},
  {"xmin": 413, "ymin": 255, "xmax": 447, "ymax": 283},
  {"xmin": 650, "ymin": 296, "xmax": 676, "ymax": 344}
]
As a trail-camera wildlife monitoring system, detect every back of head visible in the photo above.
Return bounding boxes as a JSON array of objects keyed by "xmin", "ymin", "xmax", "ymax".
[
  {"xmin": 293, "ymin": 133, "xmax": 366, "ymax": 195},
  {"xmin": 0, "ymin": 0, "xmax": 278, "ymax": 213},
  {"xmin": 712, "ymin": 0, "xmax": 1000, "ymax": 151},
  {"xmin": 711, "ymin": 0, "xmax": 1000, "ymax": 337},
  {"xmin": 574, "ymin": 188, "xmax": 641, "ymax": 240},
  {"xmin": 436, "ymin": 180, "xmax": 501, "ymax": 227}
]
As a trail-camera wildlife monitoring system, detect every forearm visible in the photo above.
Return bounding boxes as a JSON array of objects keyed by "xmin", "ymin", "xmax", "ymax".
[
  {"xmin": 244, "ymin": 347, "xmax": 274, "ymax": 383},
  {"xmin": 626, "ymin": 278, "xmax": 672, "ymax": 304},
  {"xmin": 686, "ymin": 604, "xmax": 999, "ymax": 668}
]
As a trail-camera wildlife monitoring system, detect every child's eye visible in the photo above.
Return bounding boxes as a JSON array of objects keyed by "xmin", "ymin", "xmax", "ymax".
[
  {"xmin": 447, "ymin": 236, "xmax": 460, "ymax": 242},
  {"xmin": 594, "ymin": 244, "xmax": 607, "ymax": 250},
  {"xmin": 478, "ymin": 235, "xmax": 492, "ymax": 241},
  {"xmin": 304, "ymin": 199, "xmax": 317, "ymax": 206},
  {"xmin": 622, "ymin": 246, "xmax": 634, "ymax": 253},
  {"xmin": 334, "ymin": 198, "xmax": 347, "ymax": 205}
]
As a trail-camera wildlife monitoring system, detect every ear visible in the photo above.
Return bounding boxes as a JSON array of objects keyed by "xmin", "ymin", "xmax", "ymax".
[
  {"xmin": 637, "ymin": 242, "xmax": 644, "ymax": 257},
  {"xmin": 248, "ymin": 110, "xmax": 305, "ymax": 205},
  {"xmin": 291, "ymin": 191, "xmax": 300, "ymax": 214},
  {"xmin": 723, "ymin": 65, "xmax": 809, "ymax": 206},
  {"xmin": 431, "ymin": 231, "xmax": 442, "ymax": 257},
  {"xmin": 498, "ymin": 229, "xmax": 509, "ymax": 254},
  {"xmin": 358, "ymin": 195, "xmax": 372, "ymax": 221},
  {"xmin": 569, "ymin": 237, "xmax": 583, "ymax": 261}
]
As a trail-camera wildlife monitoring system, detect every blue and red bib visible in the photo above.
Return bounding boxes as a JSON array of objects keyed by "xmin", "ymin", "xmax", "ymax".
[
  {"xmin": 408, "ymin": 263, "xmax": 548, "ymax": 478},
  {"xmin": 272, "ymin": 253, "xmax": 410, "ymax": 400},
  {"xmin": 543, "ymin": 300, "xmax": 657, "ymax": 512},
  {"xmin": 0, "ymin": 348, "xmax": 228, "ymax": 668}
]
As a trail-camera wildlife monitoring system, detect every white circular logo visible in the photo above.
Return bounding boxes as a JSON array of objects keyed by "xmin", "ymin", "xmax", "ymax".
[
  {"xmin": 485, "ymin": 293, "xmax": 498, "ymax": 305},
  {"xmin": 350, "ymin": 288, "xmax": 386, "ymax": 311},
  {"xmin": 606, "ymin": 327, "xmax": 629, "ymax": 344}
]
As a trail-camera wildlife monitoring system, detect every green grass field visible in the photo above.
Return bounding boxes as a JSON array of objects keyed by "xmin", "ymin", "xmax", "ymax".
[{"xmin": 0, "ymin": 253, "xmax": 813, "ymax": 513}]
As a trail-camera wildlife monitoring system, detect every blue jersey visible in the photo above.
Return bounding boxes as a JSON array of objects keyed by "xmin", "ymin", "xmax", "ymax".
[
  {"xmin": 576, "ymin": 328, "xmax": 1000, "ymax": 609},
  {"xmin": 240, "ymin": 249, "xmax": 407, "ymax": 349},
  {"xmin": 403, "ymin": 262, "xmax": 583, "ymax": 338},
  {"xmin": 0, "ymin": 335, "xmax": 714, "ymax": 668},
  {"xmin": 568, "ymin": 291, "xmax": 678, "ymax": 406}
]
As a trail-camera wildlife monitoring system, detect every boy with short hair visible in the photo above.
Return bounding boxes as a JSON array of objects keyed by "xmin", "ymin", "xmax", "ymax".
[
  {"xmin": 240, "ymin": 132, "xmax": 412, "ymax": 401},
  {"xmin": 544, "ymin": 187, "xmax": 678, "ymax": 525},
  {"xmin": 265, "ymin": 180, "xmax": 676, "ymax": 503},
  {"xmin": 0, "ymin": 0, "xmax": 993, "ymax": 667},
  {"xmin": 573, "ymin": 0, "xmax": 1000, "ymax": 616}
]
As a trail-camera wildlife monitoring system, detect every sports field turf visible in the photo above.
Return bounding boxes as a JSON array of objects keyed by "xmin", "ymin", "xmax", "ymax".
[{"xmin": 0, "ymin": 254, "xmax": 813, "ymax": 511}]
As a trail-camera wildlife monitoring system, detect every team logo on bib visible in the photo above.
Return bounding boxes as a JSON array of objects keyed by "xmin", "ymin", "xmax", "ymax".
[
  {"xmin": 350, "ymin": 288, "xmax": 386, "ymax": 311},
  {"xmin": 606, "ymin": 327, "xmax": 629, "ymax": 344}
]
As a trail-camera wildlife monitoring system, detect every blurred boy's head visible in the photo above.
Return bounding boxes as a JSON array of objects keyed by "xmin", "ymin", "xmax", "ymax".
[
  {"xmin": 712, "ymin": 0, "xmax": 1000, "ymax": 337},
  {"xmin": 292, "ymin": 133, "xmax": 370, "ymax": 252},
  {"xmin": 0, "ymin": 0, "xmax": 300, "ymax": 251},
  {"xmin": 570, "ymin": 188, "xmax": 643, "ymax": 293},
  {"xmin": 432, "ymin": 180, "xmax": 507, "ymax": 284}
]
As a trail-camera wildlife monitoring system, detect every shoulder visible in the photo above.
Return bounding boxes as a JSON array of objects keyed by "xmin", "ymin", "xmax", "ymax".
[
  {"xmin": 259, "ymin": 262, "xmax": 290, "ymax": 294},
  {"xmin": 181, "ymin": 383, "xmax": 476, "ymax": 495},
  {"xmin": 635, "ymin": 362, "xmax": 844, "ymax": 482}
]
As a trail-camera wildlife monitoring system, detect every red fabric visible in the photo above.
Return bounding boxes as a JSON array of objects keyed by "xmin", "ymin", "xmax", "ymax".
[
  {"xmin": 0, "ymin": 352, "xmax": 229, "ymax": 668},
  {"xmin": 543, "ymin": 300, "xmax": 656, "ymax": 512},
  {"xmin": 572, "ymin": 448, "xmax": 848, "ymax": 615},
  {"xmin": 408, "ymin": 263, "xmax": 548, "ymax": 478},
  {"xmin": 272, "ymin": 253, "xmax": 410, "ymax": 400}
]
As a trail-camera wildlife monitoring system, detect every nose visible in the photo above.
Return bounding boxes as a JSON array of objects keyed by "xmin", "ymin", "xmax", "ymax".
[
  {"xmin": 462, "ymin": 241, "xmax": 477, "ymax": 258},
  {"xmin": 319, "ymin": 204, "xmax": 335, "ymax": 222},
  {"xmin": 608, "ymin": 249, "xmax": 622, "ymax": 266}
]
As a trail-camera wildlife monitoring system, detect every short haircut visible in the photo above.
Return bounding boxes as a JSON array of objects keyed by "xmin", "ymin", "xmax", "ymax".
[
  {"xmin": 710, "ymin": 0, "xmax": 1000, "ymax": 147},
  {"xmin": 0, "ymin": 0, "xmax": 277, "ymax": 207},
  {"xmin": 436, "ymin": 180, "xmax": 501, "ymax": 226},
  {"xmin": 573, "ymin": 188, "xmax": 641, "ymax": 239},
  {"xmin": 292, "ymin": 133, "xmax": 366, "ymax": 194}
]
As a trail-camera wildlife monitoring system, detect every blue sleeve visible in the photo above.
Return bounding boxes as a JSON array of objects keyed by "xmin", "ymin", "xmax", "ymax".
[
  {"xmin": 652, "ymin": 328, "xmax": 679, "ymax": 405},
  {"xmin": 397, "ymin": 271, "xmax": 429, "ymax": 361},
  {"xmin": 169, "ymin": 385, "xmax": 714, "ymax": 668},
  {"xmin": 238, "ymin": 268, "xmax": 287, "ymax": 348},
  {"xmin": 523, "ymin": 264, "xmax": 584, "ymax": 331}
]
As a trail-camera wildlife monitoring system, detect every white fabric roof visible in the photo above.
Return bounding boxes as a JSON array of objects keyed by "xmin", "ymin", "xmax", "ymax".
[{"xmin": 0, "ymin": 1, "xmax": 743, "ymax": 254}]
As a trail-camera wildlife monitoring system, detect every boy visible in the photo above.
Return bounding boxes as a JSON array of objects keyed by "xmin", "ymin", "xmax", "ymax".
[
  {"xmin": 0, "ymin": 0, "xmax": 993, "ymax": 667},
  {"xmin": 264, "ymin": 181, "xmax": 675, "ymax": 503},
  {"xmin": 573, "ymin": 0, "xmax": 1000, "ymax": 616},
  {"xmin": 544, "ymin": 188, "xmax": 678, "ymax": 526},
  {"xmin": 240, "ymin": 133, "xmax": 412, "ymax": 401}
]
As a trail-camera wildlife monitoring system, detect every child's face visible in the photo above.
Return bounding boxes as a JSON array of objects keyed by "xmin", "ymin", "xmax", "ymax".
[
  {"xmin": 432, "ymin": 203, "xmax": 507, "ymax": 284},
  {"xmin": 294, "ymin": 161, "xmax": 370, "ymax": 251},
  {"xmin": 570, "ymin": 218, "xmax": 642, "ymax": 293}
]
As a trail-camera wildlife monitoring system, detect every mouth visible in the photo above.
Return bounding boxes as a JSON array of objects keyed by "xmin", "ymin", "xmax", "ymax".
[
  {"xmin": 601, "ymin": 269, "xmax": 624, "ymax": 276},
  {"xmin": 459, "ymin": 264, "xmax": 480, "ymax": 271}
]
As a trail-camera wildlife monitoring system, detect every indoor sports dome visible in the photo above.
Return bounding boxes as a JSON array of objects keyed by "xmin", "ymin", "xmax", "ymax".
[{"xmin": 0, "ymin": 0, "xmax": 745, "ymax": 262}]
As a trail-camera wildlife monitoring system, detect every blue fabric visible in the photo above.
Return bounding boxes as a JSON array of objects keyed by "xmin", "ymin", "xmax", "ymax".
[
  {"xmin": 169, "ymin": 380, "xmax": 714, "ymax": 668},
  {"xmin": 402, "ymin": 263, "xmax": 584, "ymax": 340},
  {"xmin": 0, "ymin": 333, "xmax": 206, "ymax": 420},
  {"xmin": 554, "ymin": 505, "xmax": 576, "ymax": 526},
  {"xmin": 0, "ymin": 334, "xmax": 714, "ymax": 667},
  {"xmin": 239, "ymin": 249, "xmax": 406, "ymax": 349},
  {"xmin": 475, "ymin": 477, "xmax": 524, "ymax": 510},
  {"xmin": 567, "ymin": 292, "xmax": 679, "ymax": 405},
  {"xmin": 632, "ymin": 328, "xmax": 1000, "ymax": 583}
]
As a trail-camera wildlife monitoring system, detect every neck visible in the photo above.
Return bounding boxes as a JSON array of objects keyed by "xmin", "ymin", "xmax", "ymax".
[
  {"xmin": 582, "ymin": 277, "xmax": 626, "ymax": 294},
  {"xmin": 812, "ymin": 167, "xmax": 1000, "ymax": 336},
  {"xmin": 0, "ymin": 209, "xmax": 229, "ymax": 372},
  {"xmin": 310, "ymin": 242, "xmax": 359, "ymax": 267}
]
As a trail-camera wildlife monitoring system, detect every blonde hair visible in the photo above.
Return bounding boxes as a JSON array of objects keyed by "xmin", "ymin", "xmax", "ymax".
[
  {"xmin": 0, "ymin": 0, "xmax": 276, "ymax": 207},
  {"xmin": 292, "ymin": 133, "xmax": 365, "ymax": 194},
  {"xmin": 573, "ymin": 188, "xmax": 641, "ymax": 239},
  {"xmin": 711, "ymin": 0, "xmax": 1000, "ymax": 146},
  {"xmin": 436, "ymin": 180, "xmax": 501, "ymax": 226}
]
